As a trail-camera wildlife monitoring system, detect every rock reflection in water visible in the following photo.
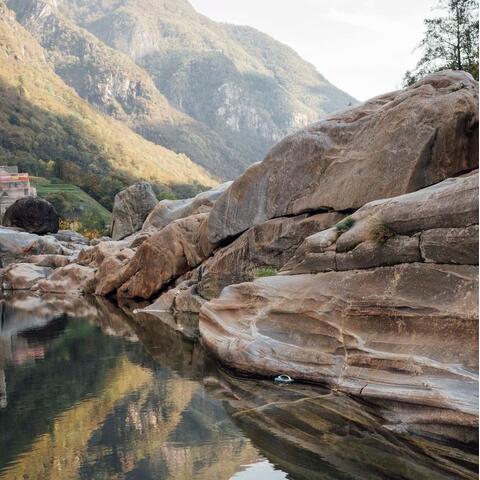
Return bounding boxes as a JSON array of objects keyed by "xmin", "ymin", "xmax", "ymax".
[{"xmin": 0, "ymin": 293, "xmax": 477, "ymax": 480}]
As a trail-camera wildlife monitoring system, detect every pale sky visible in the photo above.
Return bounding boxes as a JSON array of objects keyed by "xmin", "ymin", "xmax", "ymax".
[{"xmin": 189, "ymin": 0, "xmax": 439, "ymax": 101}]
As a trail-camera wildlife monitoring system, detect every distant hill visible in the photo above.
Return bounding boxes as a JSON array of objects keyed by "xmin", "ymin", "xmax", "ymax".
[
  {"xmin": 8, "ymin": 0, "xmax": 356, "ymax": 179},
  {"xmin": 0, "ymin": 0, "xmax": 216, "ymax": 209},
  {"xmin": 32, "ymin": 178, "xmax": 112, "ymax": 234}
]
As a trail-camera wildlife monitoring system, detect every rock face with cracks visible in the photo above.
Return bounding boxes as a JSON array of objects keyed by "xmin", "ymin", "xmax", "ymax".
[
  {"xmin": 111, "ymin": 181, "xmax": 158, "ymax": 241},
  {"xmin": 115, "ymin": 213, "xmax": 213, "ymax": 299},
  {"xmin": 200, "ymin": 263, "xmax": 479, "ymax": 433},
  {"xmin": 208, "ymin": 71, "xmax": 479, "ymax": 243},
  {"xmin": 198, "ymin": 212, "xmax": 343, "ymax": 299},
  {"xmin": 282, "ymin": 173, "xmax": 479, "ymax": 274}
]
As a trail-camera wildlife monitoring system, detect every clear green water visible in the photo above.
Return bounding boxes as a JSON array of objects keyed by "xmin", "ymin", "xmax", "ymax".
[{"xmin": 0, "ymin": 293, "xmax": 477, "ymax": 480}]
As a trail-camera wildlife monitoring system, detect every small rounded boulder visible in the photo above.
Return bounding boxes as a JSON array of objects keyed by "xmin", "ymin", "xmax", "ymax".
[{"xmin": 2, "ymin": 196, "xmax": 60, "ymax": 234}]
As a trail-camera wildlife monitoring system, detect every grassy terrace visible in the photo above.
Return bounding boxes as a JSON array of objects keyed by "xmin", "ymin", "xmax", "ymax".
[{"xmin": 31, "ymin": 177, "xmax": 112, "ymax": 230}]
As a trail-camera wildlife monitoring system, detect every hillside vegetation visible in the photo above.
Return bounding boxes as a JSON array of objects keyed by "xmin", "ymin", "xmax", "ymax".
[
  {"xmin": 0, "ymin": 1, "xmax": 216, "ymax": 209},
  {"xmin": 32, "ymin": 178, "xmax": 112, "ymax": 234},
  {"xmin": 8, "ymin": 0, "xmax": 355, "ymax": 179}
]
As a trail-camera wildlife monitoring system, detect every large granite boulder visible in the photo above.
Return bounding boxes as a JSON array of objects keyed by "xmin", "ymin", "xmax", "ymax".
[
  {"xmin": 111, "ymin": 213, "xmax": 214, "ymax": 299},
  {"xmin": 2, "ymin": 197, "xmax": 59, "ymax": 235},
  {"xmin": 200, "ymin": 263, "xmax": 478, "ymax": 431},
  {"xmin": 208, "ymin": 71, "xmax": 479, "ymax": 243},
  {"xmin": 142, "ymin": 182, "xmax": 231, "ymax": 233},
  {"xmin": 283, "ymin": 173, "xmax": 479, "ymax": 274},
  {"xmin": 197, "ymin": 212, "xmax": 343, "ymax": 299},
  {"xmin": 111, "ymin": 182, "xmax": 158, "ymax": 240}
]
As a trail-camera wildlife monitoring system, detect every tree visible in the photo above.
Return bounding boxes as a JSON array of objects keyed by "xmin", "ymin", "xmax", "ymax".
[{"xmin": 404, "ymin": 0, "xmax": 479, "ymax": 86}]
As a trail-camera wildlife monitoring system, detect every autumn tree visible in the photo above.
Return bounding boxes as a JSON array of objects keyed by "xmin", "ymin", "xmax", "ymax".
[{"xmin": 404, "ymin": 0, "xmax": 479, "ymax": 85}]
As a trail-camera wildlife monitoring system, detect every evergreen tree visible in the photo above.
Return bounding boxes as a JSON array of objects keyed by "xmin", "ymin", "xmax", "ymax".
[{"xmin": 404, "ymin": 0, "xmax": 479, "ymax": 85}]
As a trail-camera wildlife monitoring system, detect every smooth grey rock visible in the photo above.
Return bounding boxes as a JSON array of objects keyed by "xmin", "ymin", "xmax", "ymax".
[
  {"xmin": 0, "ymin": 227, "xmax": 64, "ymax": 266},
  {"xmin": 52, "ymin": 229, "xmax": 89, "ymax": 245},
  {"xmin": 200, "ymin": 263, "xmax": 478, "ymax": 431},
  {"xmin": 111, "ymin": 182, "xmax": 158, "ymax": 240}
]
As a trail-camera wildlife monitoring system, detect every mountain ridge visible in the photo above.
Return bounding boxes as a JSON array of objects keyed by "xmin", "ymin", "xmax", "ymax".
[
  {"xmin": 8, "ymin": 0, "xmax": 356, "ymax": 179},
  {"xmin": 0, "ymin": 0, "xmax": 216, "ymax": 209}
]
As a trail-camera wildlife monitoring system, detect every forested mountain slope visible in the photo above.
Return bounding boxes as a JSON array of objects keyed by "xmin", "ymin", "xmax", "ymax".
[
  {"xmin": 0, "ymin": 0, "xmax": 216, "ymax": 208},
  {"xmin": 8, "ymin": 0, "xmax": 356, "ymax": 178}
]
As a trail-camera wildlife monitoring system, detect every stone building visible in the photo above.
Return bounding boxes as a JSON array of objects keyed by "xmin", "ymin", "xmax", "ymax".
[{"xmin": 0, "ymin": 166, "xmax": 37, "ymax": 220}]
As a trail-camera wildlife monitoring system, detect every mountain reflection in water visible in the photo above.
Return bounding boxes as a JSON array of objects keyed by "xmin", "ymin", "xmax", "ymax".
[{"xmin": 0, "ymin": 292, "xmax": 477, "ymax": 480}]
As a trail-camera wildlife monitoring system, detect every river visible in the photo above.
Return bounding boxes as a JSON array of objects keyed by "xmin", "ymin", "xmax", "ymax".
[{"xmin": 0, "ymin": 292, "xmax": 477, "ymax": 480}]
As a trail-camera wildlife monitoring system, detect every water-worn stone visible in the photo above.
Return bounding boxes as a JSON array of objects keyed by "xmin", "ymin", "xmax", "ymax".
[
  {"xmin": 142, "ymin": 182, "xmax": 232, "ymax": 233},
  {"xmin": 111, "ymin": 182, "xmax": 158, "ymax": 240},
  {"xmin": 283, "ymin": 174, "xmax": 478, "ymax": 274},
  {"xmin": 2, "ymin": 197, "xmax": 59, "ymax": 234},
  {"xmin": 35, "ymin": 263, "xmax": 96, "ymax": 294},
  {"xmin": 138, "ymin": 281, "xmax": 206, "ymax": 339},
  {"xmin": 198, "ymin": 212, "xmax": 343, "ymax": 299},
  {"xmin": 26, "ymin": 254, "xmax": 70, "ymax": 268},
  {"xmin": 208, "ymin": 71, "xmax": 479, "ymax": 243},
  {"xmin": 116, "ymin": 213, "xmax": 214, "ymax": 299},
  {"xmin": 76, "ymin": 240, "xmax": 130, "ymax": 268},
  {"xmin": 420, "ymin": 226, "xmax": 479, "ymax": 265},
  {"xmin": 200, "ymin": 263, "xmax": 478, "ymax": 431},
  {"xmin": 94, "ymin": 247, "xmax": 135, "ymax": 296},
  {"xmin": 2, "ymin": 263, "xmax": 52, "ymax": 290},
  {"xmin": 0, "ymin": 227, "xmax": 64, "ymax": 265}
]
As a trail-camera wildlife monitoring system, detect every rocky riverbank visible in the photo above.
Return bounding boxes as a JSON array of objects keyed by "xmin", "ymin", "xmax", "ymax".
[{"xmin": 1, "ymin": 70, "xmax": 478, "ymax": 443}]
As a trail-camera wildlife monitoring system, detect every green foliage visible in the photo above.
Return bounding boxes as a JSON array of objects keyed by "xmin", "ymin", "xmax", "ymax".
[
  {"xmin": 254, "ymin": 266, "xmax": 278, "ymax": 278},
  {"xmin": 335, "ymin": 216, "xmax": 355, "ymax": 233},
  {"xmin": 403, "ymin": 0, "xmax": 479, "ymax": 85},
  {"xmin": 0, "ymin": 80, "xmax": 133, "ymax": 210},
  {"xmin": 33, "ymin": 178, "xmax": 112, "ymax": 235}
]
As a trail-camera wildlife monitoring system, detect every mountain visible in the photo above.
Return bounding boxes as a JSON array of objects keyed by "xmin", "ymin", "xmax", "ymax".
[
  {"xmin": 0, "ymin": 0, "xmax": 216, "ymax": 209},
  {"xmin": 7, "ymin": 0, "xmax": 356, "ymax": 179}
]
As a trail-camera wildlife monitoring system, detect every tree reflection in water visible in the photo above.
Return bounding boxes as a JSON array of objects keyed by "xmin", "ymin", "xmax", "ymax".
[{"xmin": 0, "ymin": 292, "xmax": 477, "ymax": 480}]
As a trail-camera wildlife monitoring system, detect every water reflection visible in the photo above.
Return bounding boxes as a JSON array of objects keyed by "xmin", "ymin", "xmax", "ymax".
[{"xmin": 0, "ymin": 292, "xmax": 477, "ymax": 480}]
